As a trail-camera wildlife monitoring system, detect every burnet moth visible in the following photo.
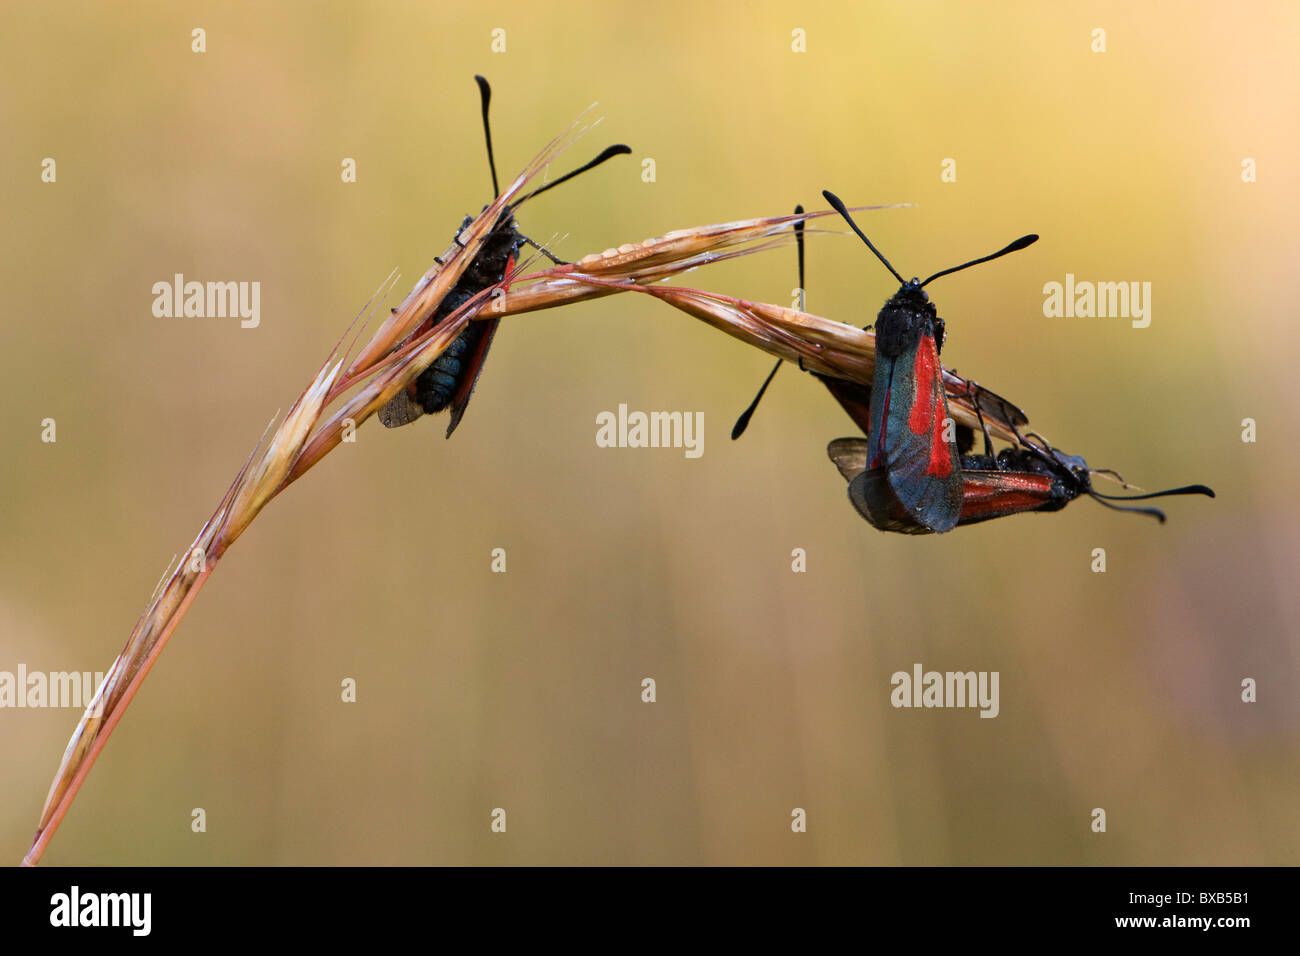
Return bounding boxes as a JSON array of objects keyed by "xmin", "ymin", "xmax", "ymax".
[
  {"xmin": 730, "ymin": 202, "xmax": 1030, "ymax": 456},
  {"xmin": 828, "ymin": 432, "xmax": 1216, "ymax": 533},
  {"xmin": 816, "ymin": 192, "xmax": 1214, "ymax": 532},
  {"xmin": 818, "ymin": 189, "xmax": 1038, "ymax": 532},
  {"xmin": 379, "ymin": 75, "xmax": 630, "ymax": 436}
]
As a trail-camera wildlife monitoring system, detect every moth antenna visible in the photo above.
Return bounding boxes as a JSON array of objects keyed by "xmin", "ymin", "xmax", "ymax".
[
  {"xmin": 794, "ymin": 203, "xmax": 807, "ymax": 310},
  {"xmin": 514, "ymin": 144, "xmax": 632, "ymax": 206},
  {"xmin": 731, "ymin": 359, "xmax": 782, "ymax": 439},
  {"xmin": 1087, "ymin": 493, "xmax": 1168, "ymax": 523},
  {"xmin": 822, "ymin": 190, "xmax": 906, "ymax": 285},
  {"xmin": 920, "ymin": 234, "xmax": 1038, "ymax": 288},
  {"xmin": 474, "ymin": 75, "xmax": 500, "ymax": 198},
  {"xmin": 1091, "ymin": 484, "xmax": 1216, "ymax": 502},
  {"xmin": 731, "ymin": 204, "xmax": 806, "ymax": 440}
]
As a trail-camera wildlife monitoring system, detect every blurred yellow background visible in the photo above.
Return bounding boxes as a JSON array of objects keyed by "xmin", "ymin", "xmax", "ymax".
[{"xmin": 2, "ymin": 1, "xmax": 1296, "ymax": 865}]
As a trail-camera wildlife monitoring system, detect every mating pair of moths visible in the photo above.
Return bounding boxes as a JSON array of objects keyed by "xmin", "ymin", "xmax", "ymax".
[{"xmin": 381, "ymin": 77, "xmax": 1213, "ymax": 534}]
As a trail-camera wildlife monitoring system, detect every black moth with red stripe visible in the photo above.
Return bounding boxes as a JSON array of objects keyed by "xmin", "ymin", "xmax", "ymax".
[
  {"xmin": 379, "ymin": 76, "xmax": 629, "ymax": 436},
  {"xmin": 827, "ymin": 433, "xmax": 1215, "ymax": 533},
  {"xmin": 729, "ymin": 194, "xmax": 1213, "ymax": 531}
]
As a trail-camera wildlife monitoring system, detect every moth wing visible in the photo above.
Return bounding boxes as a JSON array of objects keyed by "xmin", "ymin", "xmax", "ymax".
[
  {"xmin": 827, "ymin": 438, "xmax": 870, "ymax": 482},
  {"xmin": 445, "ymin": 315, "xmax": 502, "ymax": 437},
  {"xmin": 878, "ymin": 332, "xmax": 963, "ymax": 533},
  {"xmin": 817, "ymin": 374, "xmax": 874, "ymax": 436},
  {"xmin": 378, "ymin": 387, "xmax": 425, "ymax": 428},
  {"xmin": 847, "ymin": 466, "xmax": 935, "ymax": 535},
  {"xmin": 956, "ymin": 468, "xmax": 1060, "ymax": 526}
]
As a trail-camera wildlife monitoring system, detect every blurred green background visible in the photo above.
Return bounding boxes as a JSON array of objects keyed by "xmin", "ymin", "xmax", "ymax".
[{"xmin": 2, "ymin": 1, "xmax": 1296, "ymax": 865}]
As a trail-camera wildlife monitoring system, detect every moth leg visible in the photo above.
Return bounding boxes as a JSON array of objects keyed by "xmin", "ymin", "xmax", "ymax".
[
  {"xmin": 968, "ymin": 381, "xmax": 995, "ymax": 457},
  {"xmin": 522, "ymin": 235, "xmax": 567, "ymax": 265},
  {"xmin": 452, "ymin": 216, "xmax": 474, "ymax": 250}
]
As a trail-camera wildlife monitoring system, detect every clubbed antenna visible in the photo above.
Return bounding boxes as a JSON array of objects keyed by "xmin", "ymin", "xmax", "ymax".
[
  {"xmin": 731, "ymin": 204, "xmax": 806, "ymax": 439},
  {"xmin": 822, "ymin": 190, "xmax": 906, "ymax": 284},
  {"xmin": 920, "ymin": 234, "xmax": 1038, "ymax": 288},
  {"xmin": 824, "ymin": 189, "xmax": 1037, "ymax": 289},
  {"xmin": 474, "ymin": 75, "xmax": 500, "ymax": 197},
  {"xmin": 1087, "ymin": 482, "xmax": 1215, "ymax": 522},
  {"xmin": 514, "ymin": 145, "xmax": 632, "ymax": 206}
]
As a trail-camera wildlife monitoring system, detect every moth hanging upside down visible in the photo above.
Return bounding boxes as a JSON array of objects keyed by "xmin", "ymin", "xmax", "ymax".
[
  {"xmin": 816, "ymin": 191, "xmax": 1214, "ymax": 533},
  {"xmin": 379, "ymin": 75, "xmax": 629, "ymax": 436},
  {"xmin": 725, "ymin": 192, "xmax": 1215, "ymax": 533},
  {"xmin": 827, "ymin": 434, "xmax": 1215, "ymax": 533}
]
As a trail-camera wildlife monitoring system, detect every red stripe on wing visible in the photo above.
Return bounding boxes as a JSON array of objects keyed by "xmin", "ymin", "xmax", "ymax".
[
  {"xmin": 910, "ymin": 335, "xmax": 954, "ymax": 478},
  {"xmin": 908, "ymin": 337, "xmax": 936, "ymax": 437},
  {"xmin": 959, "ymin": 472, "xmax": 1055, "ymax": 522}
]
